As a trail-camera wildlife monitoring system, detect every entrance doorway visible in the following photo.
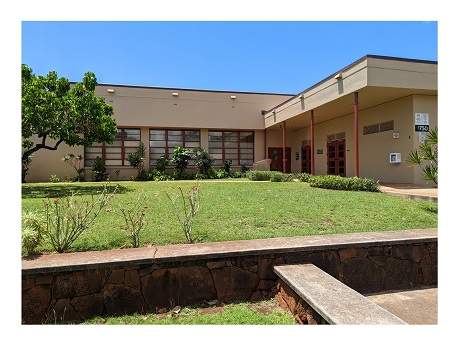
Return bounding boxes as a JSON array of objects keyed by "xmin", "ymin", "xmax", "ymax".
[
  {"xmin": 327, "ymin": 140, "xmax": 346, "ymax": 176},
  {"xmin": 268, "ymin": 147, "xmax": 291, "ymax": 173},
  {"xmin": 301, "ymin": 146, "xmax": 312, "ymax": 174}
]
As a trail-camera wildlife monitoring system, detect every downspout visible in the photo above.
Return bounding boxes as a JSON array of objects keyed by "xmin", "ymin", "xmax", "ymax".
[
  {"xmin": 310, "ymin": 110, "xmax": 315, "ymax": 175},
  {"xmin": 354, "ymin": 92, "xmax": 359, "ymax": 177}
]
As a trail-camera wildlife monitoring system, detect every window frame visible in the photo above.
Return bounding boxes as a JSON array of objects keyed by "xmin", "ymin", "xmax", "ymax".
[
  {"xmin": 84, "ymin": 128, "xmax": 141, "ymax": 167},
  {"xmin": 208, "ymin": 130, "xmax": 254, "ymax": 166},
  {"xmin": 149, "ymin": 129, "xmax": 201, "ymax": 167}
]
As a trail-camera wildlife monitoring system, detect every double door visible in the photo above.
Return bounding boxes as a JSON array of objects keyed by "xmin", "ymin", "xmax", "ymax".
[
  {"xmin": 301, "ymin": 146, "xmax": 312, "ymax": 174},
  {"xmin": 268, "ymin": 147, "xmax": 291, "ymax": 173},
  {"xmin": 327, "ymin": 140, "xmax": 346, "ymax": 177}
]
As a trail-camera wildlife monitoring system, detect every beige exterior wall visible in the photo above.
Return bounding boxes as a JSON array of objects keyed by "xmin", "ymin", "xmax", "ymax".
[
  {"xmin": 25, "ymin": 87, "xmax": 292, "ymax": 182},
  {"xmin": 26, "ymin": 137, "xmax": 86, "ymax": 183},
  {"xmin": 412, "ymin": 95, "xmax": 438, "ymax": 186},
  {"xmin": 99, "ymin": 85, "xmax": 291, "ymax": 130}
]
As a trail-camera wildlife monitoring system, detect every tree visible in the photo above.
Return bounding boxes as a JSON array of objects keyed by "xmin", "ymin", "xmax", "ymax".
[
  {"xmin": 406, "ymin": 127, "xmax": 438, "ymax": 185},
  {"xmin": 21, "ymin": 64, "xmax": 117, "ymax": 182}
]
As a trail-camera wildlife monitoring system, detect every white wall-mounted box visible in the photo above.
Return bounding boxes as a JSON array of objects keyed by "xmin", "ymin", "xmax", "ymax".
[{"xmin": 389, "ymin": 153, "xmax": 401, "ymax": 163}]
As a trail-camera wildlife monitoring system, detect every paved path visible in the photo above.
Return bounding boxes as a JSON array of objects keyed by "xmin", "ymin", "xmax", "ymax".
[
  {"xmin": 379, "ymin": 183, "xmax": 438, "ymax": 202},
  {"xmin": 366, "ymin": 287, "xmax": 438, "ymax": 325}
]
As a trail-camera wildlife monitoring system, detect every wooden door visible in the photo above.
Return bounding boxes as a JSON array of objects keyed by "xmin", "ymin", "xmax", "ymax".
[
  {"xmin": 327, "ymin": 140, "xmax": 346, "ymax": 177},
  {"xmin": 301, "ymin": 146, "xmax": 312, "ymax": 174},
  {"xmin": 268, "ymin": 147, "xmax": 291, "ymax": 173}
]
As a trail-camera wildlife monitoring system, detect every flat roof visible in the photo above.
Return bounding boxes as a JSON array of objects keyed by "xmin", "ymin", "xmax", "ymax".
[
  {"xmin": 263, "ymin": 54, "xmax": 438, "ymax": 114},
  {"xmin": 95, "ymin": 83, "xmax": 295, "ymax": 97}
]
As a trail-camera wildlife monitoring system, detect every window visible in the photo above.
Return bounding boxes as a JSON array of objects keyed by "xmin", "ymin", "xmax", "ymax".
[
  {"xmin": 326, "ymin": 132, "xmax": 346, "ymax": 143},
  {"xmin": 84, "ymin": 128, "xmax": 141, "ymax": 166},
  {"xmin": 363, "ymin": 121, "xmax": 394, "ymax": 135},
  {"xmin": 208, "ymin": 131, "xmax": 254, "ymax": 166},
  {"xmin": 149, "ymin": 129, "xmax": 200, "ymax": 166}
]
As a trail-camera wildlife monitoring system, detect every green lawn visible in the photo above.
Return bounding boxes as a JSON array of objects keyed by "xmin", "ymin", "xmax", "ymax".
[
  {"xmin": 21, "ymin": 180, "xmax": 438, "ymax": 253},
  {"xmin": 81, "ymin": 298, "xmax": 295, "ymax": 325}
]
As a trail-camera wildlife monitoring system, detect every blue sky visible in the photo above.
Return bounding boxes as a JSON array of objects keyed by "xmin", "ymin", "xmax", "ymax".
[{"xmin": 21, "ymin": 21, "xmax": 437, "ymax": 94}]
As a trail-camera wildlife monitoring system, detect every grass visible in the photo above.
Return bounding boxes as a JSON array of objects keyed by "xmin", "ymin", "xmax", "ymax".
[
  {"xmin": 21, "ymin": 179, "xmax": 438, "ymax": 254},
  {"xmin": 80, "ymin": 298, "xmax": 296, "ymax": 325}
]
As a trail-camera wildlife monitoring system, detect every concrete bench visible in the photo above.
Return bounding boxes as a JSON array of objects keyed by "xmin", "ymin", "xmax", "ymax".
[{"xmin": 274, "ymin": 263, "xmax": 408, "ymax": 325}]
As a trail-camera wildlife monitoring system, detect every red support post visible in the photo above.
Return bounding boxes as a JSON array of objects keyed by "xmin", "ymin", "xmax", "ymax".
[
  {"xmin": 282, "ymin": 121, "xmax": 286, "ymax": 174},
  {"xmin": 354, "ymin": 92, "xmax": 359, "ymax": 177},
  {"xmin": 310, "ymin": 110, "xmax": 315, "ymax": 175},
  {"xmin": 264, "ymin": 129, "xmax": 267, "ymax": 160}
]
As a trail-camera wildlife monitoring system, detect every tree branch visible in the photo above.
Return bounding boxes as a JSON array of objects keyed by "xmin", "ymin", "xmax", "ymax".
[{"xmin": 22, "ymin": 138, "xmax": 64, "ymax": 162}]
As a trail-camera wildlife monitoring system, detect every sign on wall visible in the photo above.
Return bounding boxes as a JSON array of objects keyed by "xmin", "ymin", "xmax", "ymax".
[{"xmin": 415, "ymin": 113, "xmax": 429, "ymax": 132}]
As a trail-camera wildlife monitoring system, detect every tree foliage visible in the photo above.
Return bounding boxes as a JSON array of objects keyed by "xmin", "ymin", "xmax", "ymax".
[
  {"xmin": 406, "ymin": 127, "xmax": 438, "ymax": 185},
  {"xmin": 21, "ymin": 64, "xmax": 117, "ymax": 181}
]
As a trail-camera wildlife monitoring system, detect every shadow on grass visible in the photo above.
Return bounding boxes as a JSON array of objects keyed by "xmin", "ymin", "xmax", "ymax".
[
  {"xmin": 21, "ymin": 183, "xmax": 132, "ymax": 199},
  {"xmin": 420, "ymin": 203, "xmax": 438, "ymax": 214}
]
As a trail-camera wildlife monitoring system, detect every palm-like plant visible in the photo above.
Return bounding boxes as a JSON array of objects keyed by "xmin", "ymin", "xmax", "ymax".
[{"xmin": 406, "ymin": 127, "xmax": 438, "ymax": 185}]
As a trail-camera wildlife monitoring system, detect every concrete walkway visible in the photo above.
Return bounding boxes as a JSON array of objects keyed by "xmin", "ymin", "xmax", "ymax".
[
  {"xmin": 366, "ymin": 287, "xmax": 438, "ymax": 325},
  {"xmin": 379, "ymin": 183, "xmax": 438, "ymax": 202}
]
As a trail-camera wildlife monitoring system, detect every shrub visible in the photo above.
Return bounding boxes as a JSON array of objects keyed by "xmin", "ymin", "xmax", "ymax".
[
  {"xmin": 126, "ymin": 141, "xmax": 147, "ymax": 181},
  {"xmin": 240, "ymin": 165, "xmax": 250, "ymax": 174},
  {"xmin": 193, "ymin": 148, "xmax": 215, "ymax": 177},
  {"xmin": 171, "ymin": 146, "xmax": 192, "ymax": 179},
  {"xmin": 246, "ymin": 170, "xmax": 278, "ymax": 181},
  {"xmin": 165, "ymin": 183, "xmax": 201, "ymax": 244},
  {"xmin": 49, "ymin": 174, "xmax": 60, "ymax": 183},
  {"xmin": 21, "ymin": 211, "xmax": 45, "ymax": 255},
  {"xmin": 222, "ymin": 160, "xmax": 232, "ymax": 177},
  {"xmin": 43, "ymin": 183, "xmax": 118, "ymax": 253},
  {"xmin": 308, "ymin": 175, "xmax": 380, "ymax": 192},
  {"xmin": 232, "ymin": 171, "xmax": 242, "ymax": 178},
  {"xmin": 62, "ymin": 153, "xmax": 85, "ymax": 182},
  {"xmin": 406, "ymin": 127, "xmax": 438, "ymax": 185},
  {"xmin": 91, "ymin": 156, "xmax": 109, "ymax": 182},
  {"xmin": 293, "ymin": 173, "xmax": 312, "ymax": 182},
  {"xmin": 118, "ymin": 193, "xmax": 148, "ymax": 248},
  {"xmin": 269, "ymin": 172, "xmax": 284, "ymax": 182},
  {"xmin": 155, "ymin": 155, "xmax": 170, "ymax": 174}
]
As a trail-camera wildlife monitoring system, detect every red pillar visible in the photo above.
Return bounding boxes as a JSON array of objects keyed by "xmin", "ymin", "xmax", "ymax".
[
  {"xmin": 354, "ymin": 92, "xmax": 359, "ymax": 177},
  {"xmin": 282, "ymin": 121, "xmax": 286, "ymax": 174},
  {"xmin": 310, "ymin": 110, "xmax": 315, "ymax": 175},
  {"xmin": 264, "ymin": 129, "xmax": 267, "ymax": 160}
]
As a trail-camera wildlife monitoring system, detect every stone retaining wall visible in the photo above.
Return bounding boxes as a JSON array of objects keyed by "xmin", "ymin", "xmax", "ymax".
[{"xmin": 22, "ymin": 229, "xmax": 437, "ymax": 324}]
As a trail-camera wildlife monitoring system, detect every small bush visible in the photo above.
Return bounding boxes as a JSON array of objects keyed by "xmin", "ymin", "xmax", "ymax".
[
  {"xmin": 293, "ymin": 173, "xmax": 312, "ymax": 182},
  {"xmin": 222, "ymin": 160, "xmax": 232, "ymax": 177},
  {"xmin": 43, "ymin": 183, "xmax": 118, "ymax": 253},
  {"xmin": 193, "ymin": 148, "xmax": 215, "ymax": 177},
  {"xmin": 155, "ymin": 155, "xmax": 170, "ymax": 174},
  {"xmin": 49, "ymin": 174, "xmax": 60, "ymax": 183},
  {"xmin": 62, "ymin": 154, "xmax": 85, "ymax": 182},
  {"xmin": 21, "ymin": 211, "xmax": 45, "ymax": 255},
  {"xmin": 309, "ymin": 175, "xmax": 380, "ymax": 192},
  {"xmin": 246, "ymin": 170, "xmax": 285, "ymax": 181},
  {"xmin": 246, "ymin": 170, "xmax": 273, "ymax": 181},
  {"xmin": 171, "ymin": 146, "xmax": 192, "ymax": 179},
  {"xmin": 91, "ymin": 156, "xmax": 109, "ymax": 182},
  {"xmin": 240, "ymin": 165, "xmax": 250, "ymax": 175},
  {"xmin": 118, "ymin": 193, "xmax": 148, "ymax": 248},
  {"xmin": 165, "ymin": 182, "xmax": 201, "ymax": 244}
]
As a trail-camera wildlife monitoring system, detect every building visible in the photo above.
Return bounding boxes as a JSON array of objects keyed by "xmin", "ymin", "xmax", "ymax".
[{"xmin": 26, "ymin": 55, "xmax": 438, "ymax": 185}]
